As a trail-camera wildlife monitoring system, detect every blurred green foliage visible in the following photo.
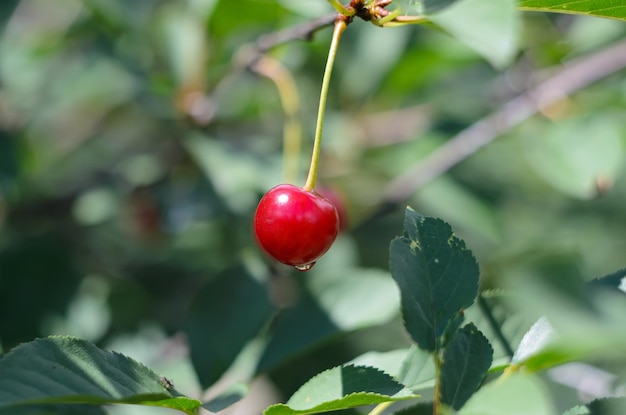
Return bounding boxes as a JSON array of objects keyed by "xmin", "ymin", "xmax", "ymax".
[{"xmin": 1, "ymin": 0, "xmax": 625, "ymax": 414}]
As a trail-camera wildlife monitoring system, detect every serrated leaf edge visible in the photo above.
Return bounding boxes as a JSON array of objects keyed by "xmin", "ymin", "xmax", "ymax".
[{"xmin": 264, "ymin": 364, "xmax": 420, "ymax": 415}]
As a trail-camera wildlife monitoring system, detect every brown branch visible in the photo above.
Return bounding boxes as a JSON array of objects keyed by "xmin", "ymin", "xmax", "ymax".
[
  {"xmin": 382, "ymin": 38, "xmax": 626, "ymax": 205},
  {"xmin": 236, "ymin": 13, "xmax": 338, "ymax": 69},
  {"xmin": 187, "ymin": 14, "xmax": 337, "ymax": 125},
  {"xmin": 255, "ymin": 13, "xmax": 338, "ymax": 54}
]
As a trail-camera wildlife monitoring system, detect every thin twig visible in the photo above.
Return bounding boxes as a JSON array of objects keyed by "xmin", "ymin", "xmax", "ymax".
[
  {"xmin": 477, "ymin": 293, "xmax": 515, "ymax": 359},
  {"xmin": 198, "ymin": 14, "xmax": 337, "ymax": 125},
  {"xmin": 382, "ymin": 38, "xmax": 626, "ymax": 205},
  {"xmin": 239, "ymin": 13, "xmax": 338, "ymax": 68}
]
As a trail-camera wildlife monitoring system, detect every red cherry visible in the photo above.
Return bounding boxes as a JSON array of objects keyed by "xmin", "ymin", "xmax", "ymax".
[
  {"xmin": 316, "ymin": 186, "xmax": 349, "ymax": 231},
  {"xmin": 253, "ymin": 184, "xmax": 340, "ymax": 270}
]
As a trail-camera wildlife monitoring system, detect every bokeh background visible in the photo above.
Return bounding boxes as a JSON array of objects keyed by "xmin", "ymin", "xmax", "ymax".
[{"xmin": 1, "ymin": 0, "xmax": 625, "ymax": 414}]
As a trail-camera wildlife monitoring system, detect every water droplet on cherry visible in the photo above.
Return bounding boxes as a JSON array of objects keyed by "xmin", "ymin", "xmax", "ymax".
[{"xmin": 294, "ymin": 262, "xmax": 316, "ymax": 272}]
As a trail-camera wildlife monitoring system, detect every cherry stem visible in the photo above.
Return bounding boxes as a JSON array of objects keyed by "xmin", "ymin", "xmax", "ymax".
[
  {"xmin": 327, "ymin": 0, "xmax": 355, "ymax": 16},
  {"xmin": 303, "ymin": 17, "xmax": 347, "ymax": 192}
]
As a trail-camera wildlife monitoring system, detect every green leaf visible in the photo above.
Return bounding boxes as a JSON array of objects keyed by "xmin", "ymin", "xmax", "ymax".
[
  {"xmin": 202, "ymin": 383, "xmax": 248, "ymax": 412},
  {"xmin": 397, "ymin": 346, "xmax": 436, "ymax": 390},
  {"xmin": 587, "ymin": 397, "xmax": 626, "ymax": 414},
  {"xmin": 263, "ymin": 365, "xmax": 420, "ymax": 415},
  {"xmin": 348, "ymin": 347, "xmax": 438, "ymax": 393},
  {"xmin": 514, "ymin": 334, "xmax": 626, "ymax": 373},
  {"xmin": 0, "ymin": 404, "xmax": 106, "ymax": 415},
  {"xmin": 308, "ymin": 268, "xmax": 400, "ymax": 331},
  {"xmin": 348, "ymin": 349, "xmax": 412, "ymax": 379},
  {"xmin": 0, "ymin": 233, "xmax": 82, "ymax": 349},
  {"xmin": 0, "ymin": 0, "xmax": 19, "ymax": 34},
  {"xmin": 457, "ymin": 373, "xmax": 556, "ymax": 415},
  {"xmin": 429, "ymin": 0, "xmax": 520, "ymax": 68},
  {"xmin": 186, "ymin": 264, "xmax": 273, "ymax": 388},
  {"xmin": 255, "ymin": 285, "xmax": 346, "ymax": 374},
  {"xmin": 504, "ymin": 266, "xmax": 626, "ymax": 372},
  {"xmin": 519, "ymin": 0, "xmax": 626, "ymax": 21},
  {"xmin": 512, "ymin": 316, "xmax": 555, "ymax": 365},
  {"xmin": 393, "ymin": 402, "xmax": 434, "ymax": 415},
  {"xmin": 395, "ymin": 0, "xmax": 461, "ymax": 15},
  {"xmin": 588, "ymin": 267, "xmax": 626, "ymax": 292},
  {"xmin": 0, "ymin": 336, "xmax": 201, "ymax": 415},
  {"xmin": 421, "ymin": 0, "xmax": 461, "ymax": 14},
  {"xmin": 390, "ymin": 208, "xmax": 479, "ymax": 352},
  {"xmin": 258, "ymin": 267, "xmax": 399, "ymax": 373},
  {"xmin": 440, "ymin": 324, "xmax": 493, "ymax": 410},
  {"xmin": 522, "ymin": 115, "xmax": 625, "ymax": 199},
  {"xmin": 562, "ymin": 405, "xmax": 590, "ymax": 415}
]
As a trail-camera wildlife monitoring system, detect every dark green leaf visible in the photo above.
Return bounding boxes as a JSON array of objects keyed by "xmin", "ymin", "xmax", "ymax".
[
  {"xmin": 186, "ymin": 264, "xmax": 273, "ymax": 388},
  {"xmin": 202, "ymin": 383, "xmax": 248, "ymax": 412},
  {"xmin": 588, "ymin": 267, "xmax": 626, "ymax": 292},
  {"xmin": 0, "ymin": 336, "xmax": 201, "ymax": 415},
  {"xmin": 0, "ymin": 404, "xmax": 106, "ymax": 415},
  {"xmin": 263, "ymin": 365, "xmax": 420, "ymax": 415},
  {"xmin": 392, "ymin": 401, "xmax": 434, "ymax": 415},
  {"xmin": 519, "ymin": 0, "xmax": 626, "ymax": 21},
  {"xmin": 0, "ymin": 233, "xmax": 81, "ymax": 349},
  {"xmin": 0, "ymin": 0, "xmax": 19, "ymax": 34},
  {"xmin": 587, "ymin": 397, "xmax": 626, "ymax": 415},
  {"xmin": 390, "ymin": 208, "xmax": 479, "ymax": 352},
  {"xmin": 440, "ymin": 324, "xmax": 493, "ymax": 410},
  {"xmin": 0, "ymin": 131, "xmax": 19, "ymax": 183},
  {"xmin": 256, "ymin": 287, "xmax": 340, "ymax": 373},
  {"xmin": 441, "ymin": 310, "xmax": 465, "ymax": 348}
]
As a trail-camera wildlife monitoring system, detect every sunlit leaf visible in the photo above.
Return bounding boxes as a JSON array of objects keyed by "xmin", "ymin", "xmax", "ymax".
[
  {"xmin": 562, "ymin": 405, "xmax": 590, "ymax": 415},
  {"xmin": 348, "ymin": 349, "xmax": 411, "ymax": 378},
  {"xmin": 308, "ymin": 268, "xmax": 400, "ymax": 331},
  {"xmin": 394, "ymin": 0, "xmax": 461, "ymax": 15},
  {"xmin": 429, "ymin": 0, "xmax": 520, "ymax": 68},
  {"xmin": 263, "ymin": 365, "xmax": 420, "ymax": 415},
  {"xmin": 397, "ymin": 346, "xmax": 436, "ymax": 390},
  {"xmin": 257, "ymin": 268, "xmax": 400, "ymax": 374},
  {"xmin": 457, "ymin": 373, "xmax": 555, "ymax": 415},
  {"xmin": 522, "ymin": 115, "xmax": 624, "ymax": 199},
  {"xmin": 0, "ymin": 336, "xmax": 201, "ymax": 415},
  {"xmin": 519, "ymin": 0, "xmax": 626, "ymax": 21},
  {"xmin": 512, "ymin": 316, "xmax": 555, "ymax": 365}
]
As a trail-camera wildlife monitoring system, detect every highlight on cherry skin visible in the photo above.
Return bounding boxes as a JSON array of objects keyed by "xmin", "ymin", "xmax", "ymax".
[{"xmin": 253, "ymin": 184, "xmax": 340, "ymax": 271}]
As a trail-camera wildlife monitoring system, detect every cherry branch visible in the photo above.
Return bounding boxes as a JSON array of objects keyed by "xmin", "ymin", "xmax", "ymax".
[
  {"xmin": 187, "ymin": 14, "xmax": 337, "ymax": 125},
  {"xmin": 237, "ymin": 13, "xmax": 337, "ymax": 68},
  {"xmin": 382, "ymin": 38, "xmax": 626, "ymax": 205}
]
